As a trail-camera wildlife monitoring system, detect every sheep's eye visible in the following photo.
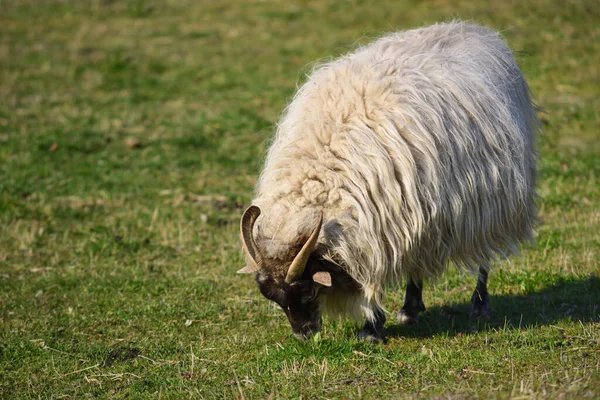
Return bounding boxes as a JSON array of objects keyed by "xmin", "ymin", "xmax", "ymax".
[{"xmin": 301, "ymin": 287, "xmax": 318, "ymax": 304}]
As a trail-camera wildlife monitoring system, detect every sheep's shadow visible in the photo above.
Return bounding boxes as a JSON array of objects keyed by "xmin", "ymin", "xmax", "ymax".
[{"xmin": 384, "ymin": 275, "xmax": 599, "ymax": 339}]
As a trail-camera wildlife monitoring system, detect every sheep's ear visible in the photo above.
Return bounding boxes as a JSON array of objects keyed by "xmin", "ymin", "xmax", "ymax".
[
  {"xmin": 237, "ymin": 264, "xmax": 258, "ymax": 274},
  {"xmin": 312, "ymin": 271, "xmax": 331, "ymax": 287}
]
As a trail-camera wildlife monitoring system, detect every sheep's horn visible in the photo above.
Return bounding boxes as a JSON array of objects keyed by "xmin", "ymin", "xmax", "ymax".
[
  {"xmin": 240, "ymin": 206, "xmax": 263, "ymax": 269},
  {"xmin": 285, "ymin": 212, "xmax": 323, "ymax": 284}
]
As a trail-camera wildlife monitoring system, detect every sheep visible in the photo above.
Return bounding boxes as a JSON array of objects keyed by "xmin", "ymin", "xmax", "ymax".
[{"xmin": 238, "ymin": 21, "xmax": 540, "ymax": 343}]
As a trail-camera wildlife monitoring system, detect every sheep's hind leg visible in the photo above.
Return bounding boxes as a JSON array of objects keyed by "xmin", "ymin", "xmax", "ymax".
[
  {"xmin": 397, "ymin": 280, "xmax": 426, "ymax": 325},
  {"xmin": 359, "ymin": 308, "xmax": 386, "ymax": 343},
  {"xmin": 470, "ymin": 267, "xmax": 490, "ymax": 318}
]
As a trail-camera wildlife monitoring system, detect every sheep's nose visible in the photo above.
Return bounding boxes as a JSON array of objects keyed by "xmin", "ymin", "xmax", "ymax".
[
  {"xmin": 294, "ymin": 332, "xmax": 310, "ymax": 341},
  {"xmin": 293, "ymin": 320, "xmax": 322, "ymax": 341}
]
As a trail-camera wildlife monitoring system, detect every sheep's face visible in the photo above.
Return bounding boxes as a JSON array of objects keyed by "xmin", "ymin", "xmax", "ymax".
[
  {"xmin": 255, "ymin": 270, "xmax": 329, "ymax": 340},
  {"xmin": 239, "ymin": 205, "xmax": 333, "ymax": 340}
]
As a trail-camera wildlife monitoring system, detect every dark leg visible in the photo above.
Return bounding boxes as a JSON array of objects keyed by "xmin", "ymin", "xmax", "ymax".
[
  {"xmin": 470, "ymin": 267, "xmax": 490, "ymax": 317},
  {"xmin": 397, "ymin": 280, "xmax": 426, "ymax": 325},
  {"xmin": 359, "ymin": 307, "xmax": 386, "ymax": 343}
]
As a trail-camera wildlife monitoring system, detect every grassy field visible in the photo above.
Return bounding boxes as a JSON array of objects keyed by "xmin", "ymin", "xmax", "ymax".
[{"xmin": 1, "ymin": 0, "xmax": 599, "ymax": 398}]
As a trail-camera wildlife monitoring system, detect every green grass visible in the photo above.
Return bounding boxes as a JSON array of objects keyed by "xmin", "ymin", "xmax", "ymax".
[{"xmin": 1, "ymin": 0, "xmax": 599, "ymax": 398}]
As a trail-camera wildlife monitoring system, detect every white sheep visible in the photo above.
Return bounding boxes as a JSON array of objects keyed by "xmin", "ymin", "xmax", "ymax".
[{"xmin": 238, "ymin": 21, "xmax": 539, "ymax": 342}]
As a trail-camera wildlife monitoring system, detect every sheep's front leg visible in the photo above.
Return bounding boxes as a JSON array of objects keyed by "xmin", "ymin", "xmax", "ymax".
[
  {"xmin": 397, "ymin": 280, "xmax": 426, "ymax": 324},
  {"xmin": 470, "ymin": 267, "xmax": 490, "ymax": 317},
  {"xmin": 359, "ymin": 308, "xmax": 386, "ymax": 343}
]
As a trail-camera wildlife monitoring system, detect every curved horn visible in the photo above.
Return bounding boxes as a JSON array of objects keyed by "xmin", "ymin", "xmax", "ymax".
[
  {"xmin": 285, "ymin": 212, "xmax": 323, "ymax": 284},
  {"xmin": 240, "ymin": 206, "xmax": 263, "ymax": 269}
]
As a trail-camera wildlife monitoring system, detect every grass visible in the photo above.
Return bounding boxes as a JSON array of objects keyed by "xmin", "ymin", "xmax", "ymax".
[{"xmin": 0, "ymin": 0, "xmax": 599, "ymax": 398}]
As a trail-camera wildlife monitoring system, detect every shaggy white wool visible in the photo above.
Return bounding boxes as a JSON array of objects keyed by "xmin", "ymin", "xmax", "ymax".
[{"xmin": 251, "ymin": 21, "xmax": 539, "ymax": 321}]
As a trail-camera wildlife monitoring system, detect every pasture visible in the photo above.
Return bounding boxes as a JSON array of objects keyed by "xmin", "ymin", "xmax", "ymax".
[{"xmin": 0, "ymin": 0, "xmax": 598, "ymax": 398}]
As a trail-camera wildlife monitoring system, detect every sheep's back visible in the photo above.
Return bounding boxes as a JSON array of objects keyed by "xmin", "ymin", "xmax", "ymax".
[{"xmin": 255, "ymin": 21, "xmax": 539, "ymax": 292}]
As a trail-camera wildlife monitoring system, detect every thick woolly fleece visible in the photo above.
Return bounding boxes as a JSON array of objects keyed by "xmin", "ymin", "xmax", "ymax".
[{"xmin": 250, "ymin": 21, "xmax": 539, "ymax": 322}]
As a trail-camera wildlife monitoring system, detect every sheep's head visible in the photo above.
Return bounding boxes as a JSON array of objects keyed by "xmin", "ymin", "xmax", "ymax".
[{"xmin": 237, "ymin": 206, "xmax": 332, "ymax": 340}]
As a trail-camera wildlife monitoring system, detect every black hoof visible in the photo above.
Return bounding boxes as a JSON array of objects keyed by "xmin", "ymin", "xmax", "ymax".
[
  {"xmin": 470, "ymin": 291, "xmax": 490, "ymax": 318},
  {"xmin": 397, "ymin": 308, "xmax": 420, "ymax": 325},
  {"xmin": 359, "ymin": 329, "xmax": 382, "ymax": 344},
  {"xmin": 397, "ymin": 298, "xmax": 425, "ymax": 325}
]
